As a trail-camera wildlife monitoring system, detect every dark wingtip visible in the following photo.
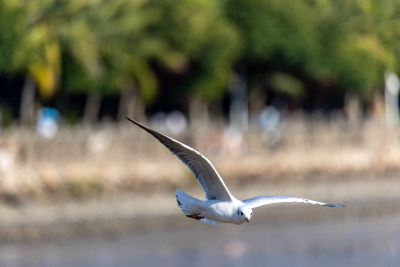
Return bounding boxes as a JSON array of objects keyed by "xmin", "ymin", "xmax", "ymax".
[
  {"xmin": 125, "ymin": 116, "xmax": 140, "ymax": 126},
  {"xmin": 124, "ymin": 117, "xmax": 155, "ymax": 136},
  {"xmin": 324, "ymin": 203, "xmax": 346, "ymax": 208}
]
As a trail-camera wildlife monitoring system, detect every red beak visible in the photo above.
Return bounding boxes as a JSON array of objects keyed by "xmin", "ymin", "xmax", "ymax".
[{"xmin": 245, "ymin": 217, "xmax": 249, "ymax": 223}]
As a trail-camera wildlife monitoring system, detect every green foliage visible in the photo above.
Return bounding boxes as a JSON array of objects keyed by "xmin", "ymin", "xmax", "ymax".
[
  {"xmin": 2, "ymin": 0, "xmax": 400, "ymax": 111},
  {"xmin": 0, "ymin": 0, "xmax": 25, "ymax": 72},
  {"xmin": 269, "ymin": 73, "xmax": 305, "ymax": 99},
  {"xmin": 66, "ymin": 178, "xmax": 104, "ymax": 198},
  {"xmin": 147, "ymin": 0, "xmax": 240, "ymax": 100},
  {"xmin": 226, "ymin": 0, "xmax": 400, "ymax": 95}
]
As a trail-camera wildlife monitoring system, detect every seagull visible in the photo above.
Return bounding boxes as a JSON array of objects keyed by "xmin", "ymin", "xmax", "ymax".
[{"xmin": 126, "ymin": 117, "xmax": 345, "ymax": 226}]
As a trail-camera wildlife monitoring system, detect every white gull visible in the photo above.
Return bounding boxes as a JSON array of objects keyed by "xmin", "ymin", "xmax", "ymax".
[{"xmin": 126, "ymin": 117, "xmax": 344, "ymax": 226}]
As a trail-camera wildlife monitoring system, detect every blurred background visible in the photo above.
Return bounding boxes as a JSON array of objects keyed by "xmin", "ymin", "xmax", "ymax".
[{"xmin": 1, "ymin": 0, "xmax": 400, "ymax": 266}]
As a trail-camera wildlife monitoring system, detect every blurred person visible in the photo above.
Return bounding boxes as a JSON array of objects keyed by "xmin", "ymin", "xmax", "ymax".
[
  {"xmin": 205, "ymin": 130, "xmax": 223, "ymax": 157},
  {"xmin": 37, "ymin": 107, "xmax": 60, "ymax": 139},
  {"xmin": 260, "ymin": 106, "xmax": 282, "ymax": 148},
  {"xmin": 166, "ymin": 110, "xmax": 187, "ymax": 135},
  {"xmin": 150, "ymin": 112, "xmax": 167, "ymax": 132},
  {"xmin": 385, "ymin": 71, "xmax": 400, "ymax": 127},
  {"xmin": 0, "ymin": 143, "xmax": 12, "ymax": 173},
  {"xmin": 223, "ymin": 127, "xmax": 245, "ymax": 157}
]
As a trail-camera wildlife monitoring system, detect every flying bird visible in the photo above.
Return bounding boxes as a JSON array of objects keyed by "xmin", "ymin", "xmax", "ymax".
[{"xmin": 126, "ymin": 117, "xmax": 344, "ymax": 225}]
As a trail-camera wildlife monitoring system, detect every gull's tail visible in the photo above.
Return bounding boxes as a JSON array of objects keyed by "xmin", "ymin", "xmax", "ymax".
[
  {"xmin": 175, "ymin": 190, "xmax": 220, "ymax": 225},
  {"xmin": 175, "ymin": 190, "xmax": 204, "ymax": 220}
]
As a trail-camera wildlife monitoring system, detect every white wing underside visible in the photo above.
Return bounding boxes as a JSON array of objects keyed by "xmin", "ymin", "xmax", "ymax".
[
  {"xmin": 243, "ymin": 195, "xmax": 345, "ymax": 208},
  {"xmin": 126, "ymin": 118, "xmax": 233, "ymax": 201}
]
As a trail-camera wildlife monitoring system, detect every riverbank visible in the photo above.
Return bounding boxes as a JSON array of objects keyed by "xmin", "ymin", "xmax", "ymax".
[
  {"xmin": 1, "ymin": 120, "xmax": 399, "ymax": 197},
  {"xmin": 0, "ymin": 121, "xmax": 399, "ymax": 243},
  {"xmin": 0, "ymin": 175, "xmax": 398, "ymax": 244}
]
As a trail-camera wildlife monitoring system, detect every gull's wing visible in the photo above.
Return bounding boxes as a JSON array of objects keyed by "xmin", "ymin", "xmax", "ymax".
[
  {"xmin": 243, "ymin": 195, "xmax": 345, "ymax": 208},
  {"xmin": 125, "ymin": 117, "xmax": 233, "ymax": 201}
]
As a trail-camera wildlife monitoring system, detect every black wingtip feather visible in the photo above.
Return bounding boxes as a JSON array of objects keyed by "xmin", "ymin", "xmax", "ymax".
[
  {"xmin": 125, "ymin": 117, "xmax": 170, "ymax": 146},
  {"xmin": 125, "ymin": 117, "xmax": 150, "ymax": 132},
  {"xmin": 324, "ymin": 203, "xmax": 346, "ymax": 208},
  {"xmin": 125, "ymin": 116, "xmax": 136, "ymax": 124}
]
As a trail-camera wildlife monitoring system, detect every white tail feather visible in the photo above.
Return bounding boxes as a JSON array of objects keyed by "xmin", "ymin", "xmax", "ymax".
[{"xmin": 175, "ymin": 190, "xmax": 204, "ymax": 219}]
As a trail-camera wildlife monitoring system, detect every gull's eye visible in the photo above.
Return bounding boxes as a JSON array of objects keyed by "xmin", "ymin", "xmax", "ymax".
[{"xmin": 240, "ymin": 211, "xmax": 243, "ymax": 216}]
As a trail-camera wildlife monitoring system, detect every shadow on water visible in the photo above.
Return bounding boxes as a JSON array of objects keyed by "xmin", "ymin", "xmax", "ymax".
[{"xmin": 0, "ymin": 199, "xmax": 399, "ymax": 267}]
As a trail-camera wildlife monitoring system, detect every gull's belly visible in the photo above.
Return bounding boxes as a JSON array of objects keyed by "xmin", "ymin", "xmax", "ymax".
[{"xmin": 203, "ymin": 201, "xmax": 237, "ymax": 223}]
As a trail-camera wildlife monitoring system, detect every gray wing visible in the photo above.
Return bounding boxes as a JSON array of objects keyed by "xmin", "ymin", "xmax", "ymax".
[
  {"xmin": 243, "ymin": 195, "xmax": 345, "ymax": 208},
  {"xmin": 126, "ymin": 117, "xmax": 233, "ymax": 201}
]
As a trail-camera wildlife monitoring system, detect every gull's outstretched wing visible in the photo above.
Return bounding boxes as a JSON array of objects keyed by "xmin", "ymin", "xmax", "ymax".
[
  {"xmin": 243, "ymin": 195, "xmax": 345, "ymax": 208},
  {"xmin": 125, "ymin": 117, "xmax": 233, "ymax": 201}
]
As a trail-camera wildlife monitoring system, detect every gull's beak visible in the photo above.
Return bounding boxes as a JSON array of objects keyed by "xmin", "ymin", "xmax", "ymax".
[{"xmin": 245, "ymin": 217, "xmax": 249, "ymax": 223}]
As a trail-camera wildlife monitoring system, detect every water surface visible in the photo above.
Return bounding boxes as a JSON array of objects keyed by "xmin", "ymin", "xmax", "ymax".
[{"xmin": 0, "ymin": 211, "xmax": 398, "ymax": 267}]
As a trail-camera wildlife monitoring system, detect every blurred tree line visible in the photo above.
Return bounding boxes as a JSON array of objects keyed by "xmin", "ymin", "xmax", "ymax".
[{"xmin": 0, "ymin": 0, "xmax": 399, "ymax": 125}]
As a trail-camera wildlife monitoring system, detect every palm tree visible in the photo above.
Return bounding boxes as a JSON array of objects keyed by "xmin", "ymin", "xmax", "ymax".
[{"xmin": 2, "ymin": 0, "xmax": 61, "ymax": 124}]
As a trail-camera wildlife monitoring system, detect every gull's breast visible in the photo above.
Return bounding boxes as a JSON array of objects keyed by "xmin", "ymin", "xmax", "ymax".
[{"xmin": 203, "ymin": 201, "xmax": 237, "ymax": 223}]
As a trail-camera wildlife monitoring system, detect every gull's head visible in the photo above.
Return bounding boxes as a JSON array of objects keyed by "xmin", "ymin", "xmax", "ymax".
[{"xmin": 237, "ymin": 206, "xmax": 253, "ymax": 223}]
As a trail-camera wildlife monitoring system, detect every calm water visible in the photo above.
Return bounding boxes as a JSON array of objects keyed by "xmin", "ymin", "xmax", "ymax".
[{"xmin": 0, "ymin": 211, "xmax": 399, "ymax": 267}]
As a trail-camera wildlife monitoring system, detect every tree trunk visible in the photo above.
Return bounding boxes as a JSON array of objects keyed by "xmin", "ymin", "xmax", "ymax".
[
  {"xmin": 117, "ymin": 82, "xmax": 145, "ymax": 121},
  {"xmin": 371, "ymin": 90, "xmax": 384, "ymax": 123},
  {"xmin": 189, "ymin": 96, "xmax": 210, "ymax": 130},
  {"xmin": 229, "ymin": 72, "xmax": 248, "ymax": 131},
  {"xmin": 20, "ymin": 76, "xmax": 36, "ymax": 125},
  {"xmin": 83, "ymin": 93, "xmax": 101, "ymax": 124},
  {"xmin": 344, "ymin": 93, "xmax": 361, "ymax": 127},
  {"xmin": 384, "ymin": 72, "xmax": 400, "ymax": 127}
]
